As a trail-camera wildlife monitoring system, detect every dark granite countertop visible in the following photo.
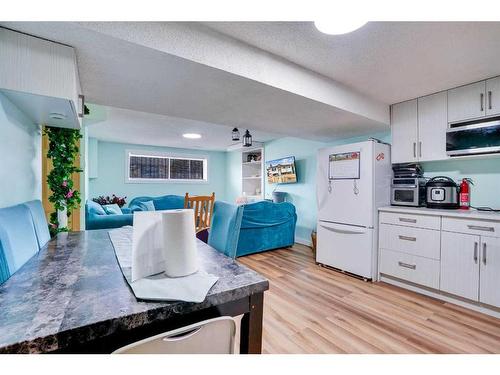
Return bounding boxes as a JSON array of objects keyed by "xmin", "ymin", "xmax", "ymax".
[{"xmin": 0, "ymin": 230, "xmax": 268, "ymax": 353}]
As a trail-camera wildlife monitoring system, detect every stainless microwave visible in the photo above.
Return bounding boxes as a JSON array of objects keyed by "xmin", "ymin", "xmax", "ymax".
[{"xmin": 447, "ymin": 117, "xmax": 500, "ymax": 156}]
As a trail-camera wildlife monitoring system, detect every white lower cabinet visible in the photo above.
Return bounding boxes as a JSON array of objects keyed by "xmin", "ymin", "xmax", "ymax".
[
  {"xmin": 379, "ymin": 210, "xmax": 500, "ymax": 313},
  {"xmin": 380, "ymin": 249, "xmax": 440, "ymax": 289},
  {"xmin": 440, "ymin": 231, "xmax": 480, "ymax": 301},
  {"xmin": 479, "ymin": 236, "xmax": 500, "ymax": 308},
  {"xmin": 379, "ymin": 223, "xmax": 440, "ymax": 259}
]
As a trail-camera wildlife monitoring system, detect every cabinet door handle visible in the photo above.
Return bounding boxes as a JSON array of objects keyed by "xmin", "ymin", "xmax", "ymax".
[
  {"xmin": 467, "ymin": 225, "xmax": 494, "ymax": 232},
  {"xmin": 419, "ymin": 141, "xmax": 422, "ymax": 158},
  {"xmin": 398, "ymin": 261, "xmax": 416, "ymax": 270},
  {"xmin": 399, "ymin": 235, "xmax": 417, "ymax": 242},
  {"xmin": 399, "ymin": 217, "xmax": 417, "ymax": 223},
  {"xmin": 483, "ymin": 242, "xmax": 487, "ymax": 265},
  {"xmin": 474, "ymin": 241, "xmax": 478, "ymax": 263},
  {"xmin": 488, "ymin": 90, "xmax": 493, "ymax": 110},
  {"xmin": 413, "ymin": 142, "xmax": 416, "ymax": 158},
  {"xmin": 480, "ymin": 92, "xmax": 484, "ymax": 111},
  {"xmin": 78, "ymin": 94, "xmax": 85, "ymax": 118}
]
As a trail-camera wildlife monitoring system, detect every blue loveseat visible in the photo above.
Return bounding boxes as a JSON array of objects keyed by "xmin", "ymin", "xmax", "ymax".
[
  {"xmin": 85, "ymin": 195, "xmax": 185, "ymax": 230},
  {"xmin": 236, "ymin": 200, "xmax": 297, "ymax": 257}
]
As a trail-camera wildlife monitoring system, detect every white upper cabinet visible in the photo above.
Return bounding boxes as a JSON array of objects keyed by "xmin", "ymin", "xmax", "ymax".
[
  {"xmin": 0, "ymin": 28, "xmax": 82, "ymax": 129},
  {"xmin": 391, "ymin": 93, "xmax": 448, "ymax": 164},
  {"xmin": 417, "ymin": 92, "xmax": 448, "ymax": 162},
  {"xmin": 391, "ymin": 99, "xmax": 418, "ymax": 164},
  {"xmin": 448, "ymin": 81, "xmax": 487, "ymax": 123},
  {"xmin": 485, "ymin": 76, "xmax": 500, "ymax": 117}
]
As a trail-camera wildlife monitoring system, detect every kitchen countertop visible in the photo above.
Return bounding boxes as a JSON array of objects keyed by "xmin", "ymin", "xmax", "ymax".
[
  {"xmin": 379, "ymin": 206, "xmax": 500, "ymax": 222},
  {"xmin": 0, "ymin": 230, "xmax": 269, "ymax": 353}
]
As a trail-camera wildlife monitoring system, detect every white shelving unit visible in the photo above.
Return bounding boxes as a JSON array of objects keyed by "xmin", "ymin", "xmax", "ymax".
[{"xmin": 241, "ymin": 148, "xmax": 264, "ymax": 201}]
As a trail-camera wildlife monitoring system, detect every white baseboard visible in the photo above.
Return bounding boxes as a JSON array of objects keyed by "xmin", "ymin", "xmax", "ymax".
[
  {"xmin": 380, "ymin": 274, "xmax": 500, "ymax": 319},
  {"xmin": 295, "ymin": 237, "xmax": 312, "ymax": 247}
]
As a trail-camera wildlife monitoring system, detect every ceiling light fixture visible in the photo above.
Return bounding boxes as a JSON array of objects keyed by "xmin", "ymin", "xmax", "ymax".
[
  {"xmin": 182, "ymin": 133, "xmax": 202, "ymax": 139},
  {"xmin": 314, "ymin": 19, "xmax": 367, "ymax": 35},
  {"xmin": 232, "ymin": 127, "xmax": 240, "ymax": 141},
  {"xmin": 242, "ymin": 129, "xmax": 252, "ymax": 147}
]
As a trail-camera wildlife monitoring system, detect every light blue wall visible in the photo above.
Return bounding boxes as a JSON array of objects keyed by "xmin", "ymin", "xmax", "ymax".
[
  {"xmin": 88, "ymin": 140, "xmax": 227, "ymax": 203},
  {"xmin": 259, "ymin": 129, "xmax": 500, "ymax": 244},
  {"xmin": 375, "ymin": 131, "xmax": 500, "ymax": 207},
  {"xmin": 262, "ymin": 137, "xmax": 328, "ymax": 243},
  {"xmin": 91, "ymin": 129, "xmax": 500, "ymax": 244},
  {"xmin": 421, "ymin": 159, "xmax": 500, "ymax": 208},
  {"xmin": 261, "ymin": 132, "xmax": 391, "ymax": 244},
  {"xmin": 0, "ymin": 92, "xmax": 41, "ymax": 208}
]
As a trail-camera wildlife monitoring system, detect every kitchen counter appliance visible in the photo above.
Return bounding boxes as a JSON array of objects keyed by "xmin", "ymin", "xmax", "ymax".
[
  {"xmin": 391, "ymin": 177, "xmax": 427, "ymax": 207},
  {"xmin": 391, "ymin": 163, "xmax": 426, "ymax": 207},
  {"xmin": 447, "ymin": 116, "xmax": 500, "ymax": 156},
  {"xmin": 426, "ymin": 176, "xmax": 459, "ymax": 209}
]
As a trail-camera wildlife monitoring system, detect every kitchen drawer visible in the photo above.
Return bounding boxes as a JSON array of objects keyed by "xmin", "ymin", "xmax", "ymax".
[
  {"xmin": 442, "ymin": 217, "xmax": 500, "ymax": 237},
  {"xmin": 380, "ymin": 249, "xmax": 440, "ymax": 289},
  {"xmin": 379, "ymin": 211, "xmax": 441, "ymax": 230},
  {"xmin": 379, "ymin": 224, "xmax": 441, "ymax": 259}
]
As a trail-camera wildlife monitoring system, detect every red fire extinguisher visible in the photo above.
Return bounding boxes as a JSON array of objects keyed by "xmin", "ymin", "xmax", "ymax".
[{"xmin": 459, "ymin": 178, "xmax": 473, "ymax": 210}]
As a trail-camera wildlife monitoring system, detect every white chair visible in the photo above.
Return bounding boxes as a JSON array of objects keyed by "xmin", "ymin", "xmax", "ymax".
[{"xmin": 113, "ymin": 317, "xmax": 236, "ymax": 354}]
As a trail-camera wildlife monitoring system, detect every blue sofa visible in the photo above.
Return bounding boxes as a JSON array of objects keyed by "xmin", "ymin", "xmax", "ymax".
[
  {"xmin": 128, "ymin": 195, "xmax": 184, "ymax": 211},
  {"xmin": 85, "ymin": 195, "xmax": 185, "ymax": 230},
  {"xmin": 236, "ymin": 200, "xmax": 297, "ymax": 257}
]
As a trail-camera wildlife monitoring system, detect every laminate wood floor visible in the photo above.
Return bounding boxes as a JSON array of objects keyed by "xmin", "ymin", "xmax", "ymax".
[{"xmin": 238, "ymin": 244, "xmax": 500, "ymax": 354}]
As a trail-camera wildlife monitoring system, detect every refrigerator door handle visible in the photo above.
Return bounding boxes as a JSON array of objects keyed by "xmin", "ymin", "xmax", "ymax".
[{"xmin": 319, "ymin": 222, "xmax": 368, "ymax": 235}]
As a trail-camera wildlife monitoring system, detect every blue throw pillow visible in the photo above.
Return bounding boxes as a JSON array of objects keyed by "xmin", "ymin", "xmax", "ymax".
[
  {"xmin": 88, "ymin": 200, "xmax": 106, "ymax": 216},
  {"xmin": 139, "ymin": 200, "xmax": 156, "ymax": 211},
  {"xmin": 103, "ymin": 204, "xmax": 123, "ymax": 215}
]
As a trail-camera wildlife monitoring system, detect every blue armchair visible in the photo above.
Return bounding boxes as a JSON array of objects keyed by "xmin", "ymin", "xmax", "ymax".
[
  {"xmin": 236, "ymin": 201, "xmax": 297, "ymax": 257},
  {"xmin": 208, "ymin": 201, "xmax": 244, "ymax": 259}
]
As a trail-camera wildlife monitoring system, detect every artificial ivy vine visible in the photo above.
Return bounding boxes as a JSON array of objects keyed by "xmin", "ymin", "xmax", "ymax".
[{"xmin": 44, "ymin": 126, "xmax": 82, "ymax": 235}]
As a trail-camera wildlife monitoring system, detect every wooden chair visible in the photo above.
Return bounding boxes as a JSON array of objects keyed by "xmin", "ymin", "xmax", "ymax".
[{"xmin": 184, "ymin": 192, "xmax": 215, "ymax": 233}]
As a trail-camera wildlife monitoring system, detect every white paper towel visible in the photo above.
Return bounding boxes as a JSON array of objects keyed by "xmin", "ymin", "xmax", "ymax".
[
  {"xmin": 162, "ymin": 209, "xmax": 198, "ymax": 277},
  {"xmin": 109, "ymin": 226, "xmax": 218, "ymax": 303},
  {"xmin": 132, "ymin": 211, "xmax": 166, "ymax": 282},
  {"xmin": 131, "ymin": 209, "xmax": 198, "ymax": 281}
]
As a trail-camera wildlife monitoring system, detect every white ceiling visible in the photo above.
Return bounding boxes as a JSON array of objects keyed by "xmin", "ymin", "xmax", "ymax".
[
  {"xmin": 204, "ymin": 22, "xmax": 500, "ymax": 104},
  {"xmin": 85, "ymin": 104, "xmax": 279, "ymax": 151},
  {"xmin": 0, "ymin": 22, "xmax": 388, "ymax": 147},
  {"xmin": 3, "ymin": 21, "xmax": 500, "ymax": 149}
]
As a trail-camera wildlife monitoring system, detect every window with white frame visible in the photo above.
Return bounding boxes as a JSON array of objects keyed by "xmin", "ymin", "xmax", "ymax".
[{"xmin": 127, "ymin": 151, "xmax": 208, "ymax": 182}]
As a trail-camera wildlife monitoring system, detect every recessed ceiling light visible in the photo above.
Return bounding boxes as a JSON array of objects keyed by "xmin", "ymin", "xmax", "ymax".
[
  {"xmin": 183, "ymin": 133, "xmax": 202, "ymax": 139},
  {"xmin": 49, "ymin": 112, "xmax": 67, "ymax": 120},
  {"xmin": 314, "ymin": 19, "xmax": 367, "ymax": 35}
]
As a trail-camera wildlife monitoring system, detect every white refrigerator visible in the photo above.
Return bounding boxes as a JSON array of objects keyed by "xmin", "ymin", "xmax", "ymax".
[{"xmin": 316, "ymin": 140, "xmax": 391, "ymax": 280}]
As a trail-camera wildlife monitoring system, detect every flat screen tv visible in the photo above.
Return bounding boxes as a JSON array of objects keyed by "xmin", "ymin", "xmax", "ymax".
[{"xmin": 265, "ymin": 156, "xmax": 297, "ymax": 184}]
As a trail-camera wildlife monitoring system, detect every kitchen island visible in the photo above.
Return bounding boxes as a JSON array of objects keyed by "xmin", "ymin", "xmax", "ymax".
[{"xmin": 0, "ymin": 230, "xmax": 269, "ymax": 353}]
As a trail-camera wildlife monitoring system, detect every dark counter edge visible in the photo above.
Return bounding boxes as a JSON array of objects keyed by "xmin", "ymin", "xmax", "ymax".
[{"xmin": 0, "ymin": 280, "xmax": 269, "ymax": 354}]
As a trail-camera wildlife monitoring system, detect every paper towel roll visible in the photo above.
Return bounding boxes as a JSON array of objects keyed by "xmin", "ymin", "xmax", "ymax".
[
  {"xmin": 132, "ymin": 211, "xmax": 166, "ymax": 282},
  {"xmin": 161, "ymin": 209, "xmax": 198, "ymax": 277}
]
